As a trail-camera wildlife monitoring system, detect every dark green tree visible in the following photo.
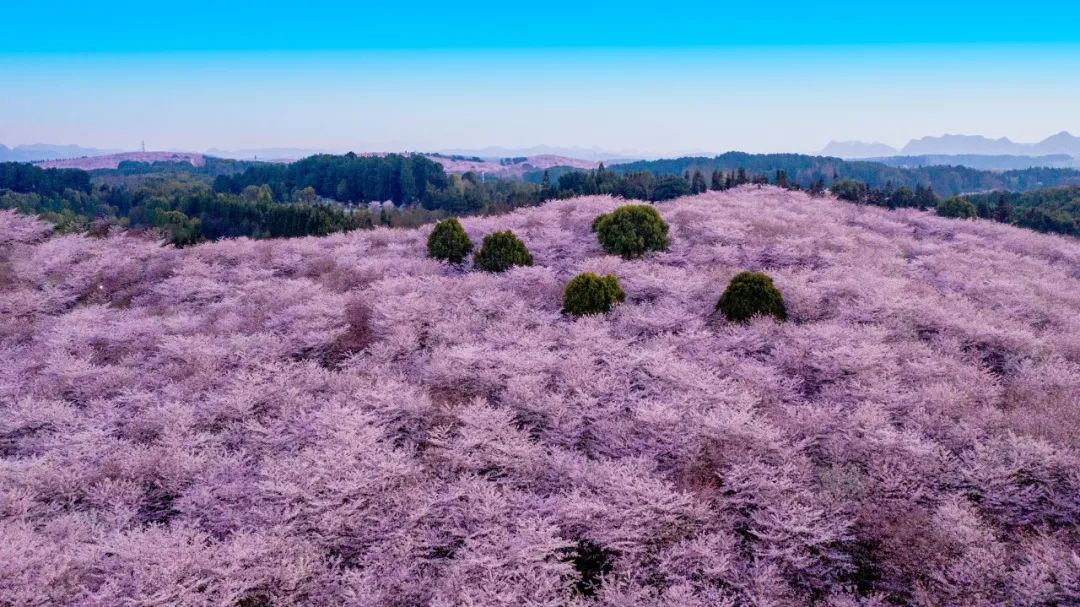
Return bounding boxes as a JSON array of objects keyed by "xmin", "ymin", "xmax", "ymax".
[
  {"xmin": 427, "ymin": 217, "xmax": 473, "ymax": 263},
  {"xmin": 593, "ymin": 204, "xmax": 670, "ymax": 259},
  {"xmin": 936, "ymin": 197, "xmax": 979, "ymax": 219},
  {"xmin": 995, "ymin": 194, "xmax": 1012, "ymax": 223},
  {"xmin": 650, "ymin": 175, "xmax": 690, "ymax": 201},
  {"xmin": 710, "ymin": 170, "xmax": 724, "ymax": 191},
  {"xmin": 830, "ymin": 179, "xmax": 867, "ymax": 203},
  {"xmin": 562, "ymin": 273, "xmax": 626, "ymax": 316},
  {"xmin": 540, "ymin": 170, "xmax": 554, "ymax": 200},
  {"xmin": 716, "ymin": 271, "xmax": 787, "ymax": 323},
  {"xmin": 473, "ymin": 230, "xmax": 534, "ymax": 272},
  {"xmin": 774, "ymin": 170, "xmax": 789, "ymax": 189},
  {"xmin": 914, "ymin": 184, "xmax": 939, "ymax": 210},
  {"xmin": 690, "ymin": 170, "xmax": 708, "ymax": 194}
]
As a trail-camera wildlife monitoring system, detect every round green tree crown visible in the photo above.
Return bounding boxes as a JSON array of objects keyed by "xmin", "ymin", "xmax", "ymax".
[
  {"xmin": 427, "ymin": 218, "xmax": 473, "ymax": 264},
  {"xmin": 593, "ymin": 205, "xmax": 669, "ymax": 259},
  {"xmin": 562, "ymin": 272, "xmax": 626, "ymax": 316},
  {"xmin": 473, "ymin": 230, "xmax": 534, "ymax": 272},
  {"xmin": 717, "ymin": 271, "xmax": 787, "ymax": 323},
  {"xmin": 936, "ymin": 197, "xmax": 979, "ymax": 219}
]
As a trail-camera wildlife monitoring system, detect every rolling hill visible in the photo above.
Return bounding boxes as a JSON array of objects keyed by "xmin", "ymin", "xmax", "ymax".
[
  {"xmin": 36, "ymin": 151, "xmax": 208, "ymax": 170},
  {"xmin": 1, "ymin": 188, "xmax": 1079, "ymax": 605}
]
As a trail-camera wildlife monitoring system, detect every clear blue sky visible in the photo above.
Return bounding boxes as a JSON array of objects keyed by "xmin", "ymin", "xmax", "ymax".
[{"xmin": 3, "ymin": 0, "xmax": 1080, "ymax": 155}]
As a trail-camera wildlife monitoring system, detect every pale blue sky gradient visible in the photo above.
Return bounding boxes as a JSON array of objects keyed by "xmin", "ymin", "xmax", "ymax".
[{"xmin": 3, "ymin": 1, "xmax": 1080, "ymax": 155}]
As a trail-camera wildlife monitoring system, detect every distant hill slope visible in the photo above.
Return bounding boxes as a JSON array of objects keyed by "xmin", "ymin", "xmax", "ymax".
[
  {"xmin": 0, "ymin": 143, "xmax": 122, "ymax": 162},
  {"xmin": 35, "ymin": 151, "xmax": 207, "ymax": 170},
  {"xmin": 2, "ymin": 187, "xmax": 1079, "ymax": 605},
  {"xmin": 426, "ymin": 153, "xmax": 599, "ymax": 177}
]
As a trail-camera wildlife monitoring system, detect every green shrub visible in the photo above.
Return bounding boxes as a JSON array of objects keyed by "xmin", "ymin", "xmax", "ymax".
[
  {"xmin": 936, "ymin": 197, "xmax": 979, "ymax": 219},
  {"xmin": 427, "ymin": 218, "xmax": 473, "ymax": 263},
  {"xmin": 562, "ymin": 272, "xmax": 626, "ymax": 316},
  {"xmin": 593, "ymin": 205, "xmax": 669, "ymax": 259},
  {"xmin": 473, "ymin": 230, "xmax": 534, "ymax": 272},
  {"xmin": 716, "ymin": 271, "xmax": 787, "ymax": 323}
]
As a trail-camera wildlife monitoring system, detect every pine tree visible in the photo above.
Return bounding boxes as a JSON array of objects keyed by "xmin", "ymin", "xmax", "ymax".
[
  {"xmin": 710, "ymin": 170, "xmax": 724, "ymax": 191},
  {"xmin": 473, "ymin": 230, "xmax": 534, "ymax": 272},
  {"xmin": 540, "ymin": 170, "xmax": 553, "ymax": 201},
  {"xmin": 774, "ymin": 170, "xmax": 789, "ymax": 189},
  {"xmin": 691, "ymin": 170, "xmax": 708, "ymax": 194},
  {"xmin": 717, "ymin": 271, "xmax": 787, "ymax": 323},
  {"xmin": 427, "ymin": 218, "xmax": 473, "ymax": 263},
  {"xmin": 995, "ymin": 194, "xmax": 1012, "ymax": 223}
]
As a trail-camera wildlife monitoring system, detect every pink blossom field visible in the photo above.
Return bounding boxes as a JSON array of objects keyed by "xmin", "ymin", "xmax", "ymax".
[{"xmin": 2, "ymin": 187, "xmax": 1079, "ymax": 605}]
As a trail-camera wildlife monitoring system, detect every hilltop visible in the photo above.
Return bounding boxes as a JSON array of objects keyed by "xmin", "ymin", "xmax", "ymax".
[
  {"xmin": 27, "ymin": 148, "xmax": 598, "ymax": 177},
  {"xmin": 1, "ymin": 188, "xmax": 1079, "ymax": 605},
  {"xmin": 36, "ymin": 151, "xmax": 208, "ymax": 170}
]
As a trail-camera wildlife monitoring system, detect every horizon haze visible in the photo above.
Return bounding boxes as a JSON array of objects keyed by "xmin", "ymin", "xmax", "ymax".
[{"xmin": 3, "ymin": 1, "xmax": 1080, "ymax": 156}]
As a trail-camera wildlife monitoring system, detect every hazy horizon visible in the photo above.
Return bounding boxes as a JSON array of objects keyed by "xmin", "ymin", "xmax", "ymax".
[{"xmin": 3, "ymin": 1, "xmax": 1080, "ymax": 155}]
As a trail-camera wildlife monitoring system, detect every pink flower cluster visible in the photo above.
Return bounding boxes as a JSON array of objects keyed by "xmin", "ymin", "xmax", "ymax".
[{"xmin": 2, "ymin": 187, "xmax": 1079, "ymax": 605}]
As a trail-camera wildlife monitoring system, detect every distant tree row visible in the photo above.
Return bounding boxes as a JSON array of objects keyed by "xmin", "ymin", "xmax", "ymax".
[
  {"xmin": 213, "ymin": 153, "xmax": 450, "ymax": 206},
  {"xmin": 830, "ymin": 179, "xmax": 940, "ymax": 209},
  {"xmin": 962, "ymin": 186, "xmax": 1080, "ymax": 236},
  {"xmin": 6, "ymin": 154, "xmax": 1080, "ymax": 245},
  {"xmin": 0, "ymin": 162, "xmax": 91, "ymax": 196},
  {"xmin": 591, "ymin": 152, "xmax": 1080, "ymax": 197}
]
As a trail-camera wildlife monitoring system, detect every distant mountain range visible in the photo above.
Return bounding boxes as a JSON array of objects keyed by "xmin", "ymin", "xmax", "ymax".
[
  {"xmin": 823, "ymin": 131, "xmax": 1080, "ymax": 159},
  {"xmin": 0, "ymin": 143, "xmax": 123, "ymax": 162},
  {"xmin": 820, "ymin": 141, "xmax": 900, "ymax": 158}
]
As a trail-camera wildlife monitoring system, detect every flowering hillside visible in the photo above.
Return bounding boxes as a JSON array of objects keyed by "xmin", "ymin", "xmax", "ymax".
[{"xmin": 2, "ymin": 187, "xmax": 1079, "ymax": 606}]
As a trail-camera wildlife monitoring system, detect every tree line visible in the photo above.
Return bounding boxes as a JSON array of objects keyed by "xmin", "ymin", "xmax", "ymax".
[
  {"xmin": 597, "ymin": 152, "xmax": 1080, "ymax": 197},
  {"xmin": 4, "ymin": 154, "xmax": 1080, "ymax": 245}
]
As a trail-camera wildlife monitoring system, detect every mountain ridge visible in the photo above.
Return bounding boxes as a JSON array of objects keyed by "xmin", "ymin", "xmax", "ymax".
[{"xmin": 824, "ymin": 131, "xmax": 1080, "ymax": 159}]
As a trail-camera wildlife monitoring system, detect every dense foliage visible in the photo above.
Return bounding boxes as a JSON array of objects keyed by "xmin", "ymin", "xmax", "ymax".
[
  {"xmin": 716, "ymin": 271, "xmax": 787, "ymax": 323},
  {"xmin": 605, "ymin": 151, "xmax": 1080, "ymax": 196},
  {"xmin": 936, "ymin": 196, "xmax": 979, "ymax": 219},
  {"xmin": 963, "ymin": 186, "xmax": 1080, "ymax": 237},
  {"xmin": 2, "ymin": 187, "xmax": 1080, "ymax": 605},
  {"xmin": 593, "ymin": 204, "xmax": 670, "ymax": 259},
  {"xmin": 561, "ymin": 272, "xmax": 626, "ymax": 316},
  {"xmin": 473, "ymin": 230, "xmax": 534, "ymax": 272},
  {"xmin": 0, "ymin": 161, "xmax": 90, "ymax": 195},
  {"xmin": 426, "ymin": 217, "xmax": 473, "ymax": 263},
  {"xmin": 214, "ymin": 153, "xmax": 449, "ymax": 205},
  {"xmin": 9, "ymin": 153, "xmax": 1080, "ymax": 248}
]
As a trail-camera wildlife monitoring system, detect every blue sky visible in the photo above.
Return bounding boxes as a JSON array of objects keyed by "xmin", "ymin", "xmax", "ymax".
[{"xmin": 3, "ymin": 1, "xmax": 1080, "ymax": 155}]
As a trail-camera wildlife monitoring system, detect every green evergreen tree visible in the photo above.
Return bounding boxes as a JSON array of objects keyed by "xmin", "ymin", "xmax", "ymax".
[
  {"xmin": 691, "ymin": 170, "xmax": 708, "ymax": 194},
  {"xmin": 473, "ymin": 230, "xmax": 534, "ymax": 272},
  {"xmin": 562, "ymin": 273, "xmax": 626, "ymax": 316},
  {"xmin": 936, "ymin": 197, "xmax": 979, "ymax": 219},
  {"xmin": 651, "ymin": 175, "xmax": 690, "ymax": 201},
  {"xmin": 427, "ymin": 217, "xmax": 473, "ymax": 263},
  {"xmin": 716, "ymin": 271, "xmax": 787, "ymax": 323},
  {"xmin": 995, "ymin": 194, "xmax": 1012, "ymax": 223},
  {"xmin": 710, "ymin": 170, "xmax": 724, "ymax": 191},
  {"xmin": 914, "ymin": 184, "xmax": 939, "ymax": 210},
  {"xmin": 774, "ymin": 170, "xmax": 789, "ymax": 189},
  {"xmin": 593, "ymin": 204, "xmax": 670, "ymax": 258}
]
